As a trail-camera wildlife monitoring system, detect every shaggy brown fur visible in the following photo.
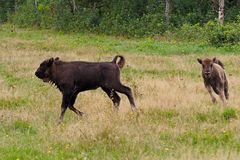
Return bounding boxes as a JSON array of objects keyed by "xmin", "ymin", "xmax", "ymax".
[
  {"xmin": 35, "ymin": 55, "xmax": 136, "ymax": 122},
  {"xmin": 197, "ymin": 57, "xmax": 229, "ymax": 104},
  {"xmin": 213, "ymin": 57, "xmax": 225, "ymax": 69}
]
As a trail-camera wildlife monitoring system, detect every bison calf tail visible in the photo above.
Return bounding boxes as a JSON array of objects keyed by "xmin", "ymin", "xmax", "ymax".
[{"xmin": 112, "ymin": 55, "xmax": 125, "ymax": 69}]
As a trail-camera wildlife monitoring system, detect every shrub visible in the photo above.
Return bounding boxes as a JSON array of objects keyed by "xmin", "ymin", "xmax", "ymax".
[
  {"xmin": 168, "ymin": 20, "xmax": 240, "ymax": 47},
  {"xmin": 6, "ymin": 0, "xmax": 240, "ymax": 43},
  {"xmin": 171, "ymin": 23, "xmax": 205, "ymax": 42},
  {"xmin": 9, "ymin": 2, "xmax": 36, "ymax": 27},
  {"xmin": 206, "ymin": 21, "xmax": 240, "ymax": 47}
]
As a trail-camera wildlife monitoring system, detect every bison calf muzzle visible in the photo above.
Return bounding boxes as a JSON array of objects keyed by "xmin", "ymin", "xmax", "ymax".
[{"xmin": 35, "ymin": 55, "xmax": 136, "ymax": 122}]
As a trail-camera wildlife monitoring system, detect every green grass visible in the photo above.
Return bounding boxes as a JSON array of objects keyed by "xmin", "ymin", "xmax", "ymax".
[
  {"xmin": 222, "ymin": 108, "xmax": 238, "ymax": 121},
  {"xmin": 123, "ymin": 67, "xmax": 199, "ymax": 79},
  {"xmin": 1, "ymin": 23, "xmax": 239, "ymax": 55},
  {"xmin": 1, "ymin": 107, "xmax": 240, "ymax": 159},
  {"xmin": 0, "ymin": 97, "xmax": 31, "ymax": 109},
  {"xmin": 1, "ymin": 24, "xmax": 240, "ymax": 159},
  {"xmin": 0, "ymin": 64, "xmax": 28, "ymax": 87}
]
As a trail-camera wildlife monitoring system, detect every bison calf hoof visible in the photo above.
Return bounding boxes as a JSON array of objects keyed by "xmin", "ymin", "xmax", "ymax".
[
  {"xmin": 80, "ymin": 112, "xmax": 88, "ymax": 117},
  {"xmin": 131, "ymin": 106, "xmax": 138, "ymax": 111},
  {"xmin": 212, "ymin": 98, "xmax": 217, "ymax": 103},
  {"xmin": 57, "ymin": 119, "xmax": 64, "ymax": 125}
]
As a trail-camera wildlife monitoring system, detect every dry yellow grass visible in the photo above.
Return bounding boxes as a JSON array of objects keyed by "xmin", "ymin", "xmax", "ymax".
[{"xmin": 1, "ymin": 28, "xmax": 240, "ymax": 159}]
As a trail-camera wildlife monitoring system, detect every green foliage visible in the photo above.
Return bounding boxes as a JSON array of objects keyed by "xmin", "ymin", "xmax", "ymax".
[
  {"xmin": 170, "ymin": 23, "xmax": 206, "ymax": 42},
  {"xmin": 9, "ymin": 3, "xmax": 36, "ymax": 27},
  {"xmin": 0, "ymin": 0, "xmax": 16, "ymax": 23},
  {"xmin": 3, "ymin": 0, "xmax": 239, "ymax": 43},
  {"xmin": 168, "ymin": 20, "xmax": 240, "ymax": 47},
  {"xmin": 170, "ymin": 0, "xmax": 215, "ymax": 26},
  {"xmin": 207, "ymin": 22, "xmax": 240, "ymax": 47}
]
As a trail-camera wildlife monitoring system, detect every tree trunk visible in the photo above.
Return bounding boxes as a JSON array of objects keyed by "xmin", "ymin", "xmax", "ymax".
[
  {"xmin": 218, "ymin": 0, "xmax": 224, "ymax": 25},
  {"xmin": 164, "ymin": 0, "xmax": 171, "ymax": 25},
  {"xmin": 72, "ymin": 0, "xmax": 77, "ymax": 13},
  {"xmin": 34, "ymin": 0, "xmax": 38, "ymax": 14},
  {"xmin": 68, "ymin": 0, "xmax": 77, "ymax": 15},
  {"xmin": 14, "ymin": 0, "xmax": 19, "ymax": 13}
]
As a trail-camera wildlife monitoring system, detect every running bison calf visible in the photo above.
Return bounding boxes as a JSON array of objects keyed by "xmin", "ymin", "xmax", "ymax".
[
  {"xmin": 35, "ymin": 55, "xmax": 136, "ymax": 122},
  {"xmin": 197, "ymin": 57, "xmax": 229, "ymax": 104}
]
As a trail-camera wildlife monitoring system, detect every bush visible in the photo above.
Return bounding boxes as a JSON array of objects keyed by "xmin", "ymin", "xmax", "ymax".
[
  {"xmin": 9, "ymin": 2, "xmax": 36, "ymax": 27},
  {"xmin": 206, "ymin": 21, "xmax": 240, "ymax": 47},
  {"xmin": 168, "ymin": 20, "xmax": 240, "ymax": 47},
  {"xmin": 6, "ymin": 0, "xmax": 240, "ymax": 44},
  {"xmin": 170, "ymin": 23, "xmax": 205, "ymax": 42}
]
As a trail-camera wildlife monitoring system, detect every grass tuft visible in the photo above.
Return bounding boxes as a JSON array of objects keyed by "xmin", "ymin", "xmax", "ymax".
[
  {"xmin": 13, "ymin": 120, "xmax": 36, "ymax": 135},
  {"xmin": 0, "ymin": 97, "xmax": 31, "ymax": 109},
  {"xmin": 222, "ymin": 108, "xmax": 237, "ymax": 121}
]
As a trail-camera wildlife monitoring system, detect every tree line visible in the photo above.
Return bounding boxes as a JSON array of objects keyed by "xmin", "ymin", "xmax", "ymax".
[{"xmin": 0, "ymin": 0, "xmax": 239, "ymax": 46}]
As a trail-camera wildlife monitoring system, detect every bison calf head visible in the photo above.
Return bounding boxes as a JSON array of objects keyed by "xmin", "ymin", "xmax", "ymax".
[
  {"xmin": 197, "ymin": 58, "xmax": 215, "ymax": 79},
  {"xmin": 35, "ymin": 57, "xmax": 59, "ymax": 82}
]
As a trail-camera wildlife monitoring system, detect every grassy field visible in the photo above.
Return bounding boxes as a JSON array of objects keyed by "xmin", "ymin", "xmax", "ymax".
[{"xmin": 1, "ymin": 24, "xmax": 240, "ymax": 160}]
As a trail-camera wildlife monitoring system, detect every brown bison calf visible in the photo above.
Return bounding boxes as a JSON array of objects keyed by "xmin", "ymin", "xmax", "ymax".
[
  {"xmin": 35, "ymin": 55, "xmax": 136, "ymax": 122},
  {"xmin": 197, "ymin": 57, "xmax": 229, "ymax": 104}
]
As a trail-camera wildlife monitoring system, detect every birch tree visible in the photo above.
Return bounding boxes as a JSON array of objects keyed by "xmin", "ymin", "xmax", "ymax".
[
  {"xmin": 164, "ymin": 0, "xmax": 171, "ymax": 25},
  {"xmin": 68, "ymin": 0, "xmax": 77, "ymax": 15},
  {"xmin": 218, "ymin": 0, "xmax": 224, "ymax": 25}
]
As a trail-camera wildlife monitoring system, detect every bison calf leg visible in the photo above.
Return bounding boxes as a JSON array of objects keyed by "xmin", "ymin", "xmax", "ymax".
[
  {"xmin": 69, "ymin": 106, "xmax": 85, "ymax": 116},
  {"xmin": 225, "ymin": 89, "xmax": 229, "ymax": 100},
  {"xmin": 101, "ymin": 87, "xmax": 121, "ymax": 107},
  {"xmin": 113, "ymin": 83, "xmax": 136, "ymax": 110},
  {"xmin": 59, "ymin": 94, "xmax": 70, "ymax": 123},
  {"xmin": 59, "ymin": 106, "xmax": 67, "ymax": 123},
  {"xmin": 224, "ymin": 81, "xmax": 229, "ymax": 100},
  {"xmin": 59, "ymin": 91, "xmax": 85, "ymax": 123},
  {"xmin": 219, "ymin": 89, "xmax": 227, "ymax": 105},
  {"xmin": 69, "ymin": 93, "xmax": 85, "ymax": 116},
  {"xmin": 206, "ymin": 86, "xmax": 217, "ymax": 103}
]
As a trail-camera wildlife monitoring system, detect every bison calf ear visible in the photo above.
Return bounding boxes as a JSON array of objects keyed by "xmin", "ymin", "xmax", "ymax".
[
  {"xmin": 213, "ymin": 57, "xmax": 217, "ymax": 62},
  {"xmin": 47, "ymin": 57, "xmax": 54, "ymax": 67},
  {"xmin": 197, "ymin": 58, "xmax": 202, "ymax": 64}
]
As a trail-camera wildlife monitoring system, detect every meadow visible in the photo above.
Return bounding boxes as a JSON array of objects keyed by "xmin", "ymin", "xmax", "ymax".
[{"xmin": 0, "ymin": 24, "xmax": 240, "ymax": 160}]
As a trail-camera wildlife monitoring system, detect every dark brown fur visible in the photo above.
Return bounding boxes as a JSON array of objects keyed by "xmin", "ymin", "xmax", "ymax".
[
  {"xmin": 35, "ymin": 55, "xmax": 136, "ymax": 122},
  {"xmin": 197, "ymin": 57, "xmax": 229, "ymax": 104},
  {"xmin": 213, "ymin": 57, "xmax": 224, "ymax": 69}
]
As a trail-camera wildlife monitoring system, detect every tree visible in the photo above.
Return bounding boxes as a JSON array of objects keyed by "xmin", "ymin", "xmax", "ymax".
[
  {"xmin": 0, "ymin": 0, "xmax": 17, "ymax": 23},
  {"xmin": 218, "ymin": 0, "xmax": 224, "ymax": 25},
  {"xmin": 164, "ymin": 0, "xmax": 171, "ymax": 25}
]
